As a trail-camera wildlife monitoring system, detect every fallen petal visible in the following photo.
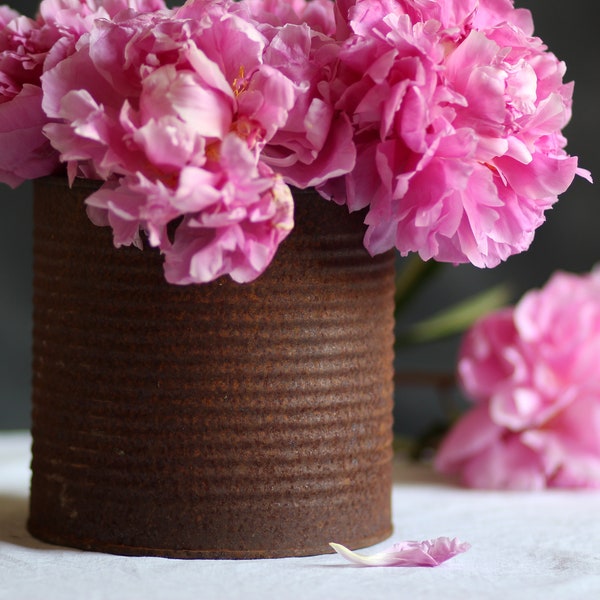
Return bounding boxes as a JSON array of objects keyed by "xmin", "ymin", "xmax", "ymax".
[{"xmin": 329, "ymin": 537, "xmax": 470, "ymax": 567}]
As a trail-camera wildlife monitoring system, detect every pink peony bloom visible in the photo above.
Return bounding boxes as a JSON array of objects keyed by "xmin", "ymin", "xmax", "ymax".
[
  {"xmin": 322, "ymin": 0, "xmax": 589, "ymax": 268},
  {"xmin": 329, "ymin": 537, "xmax": 470, "ymax": 567},
  {"xmin": 0, "ymin": 0, "xmax": 167, "ymax": 187},
  {"xmin": 435, "ymin": 269, "xmax": 600, "ymax": 489},
  {"xmin": 42, "ymin": 0, "xmax": 297, "ymax": 284},
  {"xmin": 0, "ymin": 6, "xmax": 59, "ymax": 185}
]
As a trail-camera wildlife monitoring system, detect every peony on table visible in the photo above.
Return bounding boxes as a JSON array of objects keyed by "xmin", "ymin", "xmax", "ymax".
[{"xmin": 436, "ymin": 269, "xmax": 600, "ymax": 490}]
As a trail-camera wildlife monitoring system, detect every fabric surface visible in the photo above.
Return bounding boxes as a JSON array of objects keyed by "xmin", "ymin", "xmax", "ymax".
[{"xmin": 1, "ymin": 431, "xmax": 599, "ymax": 600}]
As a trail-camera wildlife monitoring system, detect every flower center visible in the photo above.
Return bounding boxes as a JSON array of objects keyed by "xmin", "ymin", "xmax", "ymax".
[{"xmin": 232, "ymin": 65, "xmax": 248, "ymax": 97}]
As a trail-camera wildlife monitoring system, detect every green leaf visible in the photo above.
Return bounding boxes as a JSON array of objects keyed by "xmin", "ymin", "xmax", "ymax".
[{"xmin": 397, "ymin": 283, "xmax": 513, "ymax": 346}]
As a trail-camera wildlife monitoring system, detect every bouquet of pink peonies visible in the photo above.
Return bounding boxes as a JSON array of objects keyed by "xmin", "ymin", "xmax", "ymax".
[
  {"xmin": 435, "ymin": 268, "xmax": 600, "ymax": 490},
  {"xmin": 0, "ymin": 0, "xmax": 590, "ymax": 284}
]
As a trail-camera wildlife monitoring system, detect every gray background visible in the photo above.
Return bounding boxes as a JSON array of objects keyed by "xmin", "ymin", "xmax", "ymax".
[{"xmin": 1, "ymin": 1, "xmax": 598, "ymax": 435}]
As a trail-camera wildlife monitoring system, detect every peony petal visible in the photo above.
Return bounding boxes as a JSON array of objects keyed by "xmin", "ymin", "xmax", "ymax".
[
  {"xmin": 0, "ymin": 85, "xmax": 58, "ymax": 186},
  {"xmin": 329, "ymin": 537, "xmax": 470, "ymax": 567},
  {"xmin": 141, "ymin": 66, "xmax": 233, "ymax": 139}
]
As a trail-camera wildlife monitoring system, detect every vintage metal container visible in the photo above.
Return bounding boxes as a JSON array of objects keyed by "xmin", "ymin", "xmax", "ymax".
[{"xmin": 28, "ymin": 177, "xmax": 395, "ymax": 558}]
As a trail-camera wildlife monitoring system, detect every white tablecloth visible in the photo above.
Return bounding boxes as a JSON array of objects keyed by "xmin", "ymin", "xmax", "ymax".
[{"xmin": 1, "ymin": 431, "xmax": 600, "ymax": 599}]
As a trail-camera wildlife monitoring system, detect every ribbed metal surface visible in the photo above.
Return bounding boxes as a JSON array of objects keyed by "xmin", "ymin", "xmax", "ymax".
[{"xmin": 28, "ymin": 179, "xmax": 396, "ymax": 558}]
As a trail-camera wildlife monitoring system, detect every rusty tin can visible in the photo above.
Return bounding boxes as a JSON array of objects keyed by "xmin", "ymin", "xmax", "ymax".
[{"xmin": 28, "ymin": 178, "xmax": 395, "ymax": 558}]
